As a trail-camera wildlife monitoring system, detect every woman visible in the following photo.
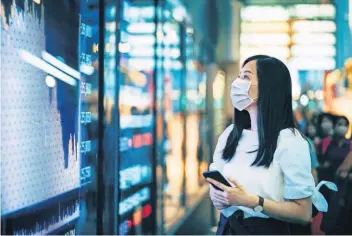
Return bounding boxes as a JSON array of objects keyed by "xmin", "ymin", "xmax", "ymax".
[
  {"xmin": 318, "ymin": 116, "xmax": 351, "ymax": 182},
  {"xmin": 315, "ymin": 113, "xmax": 334, "ymax": 148},
  {"xmin": 319, "ymin": 115, "xmax": 352, "ymax": 234},
  {"xmin": 207, "ymin": 55, "xmax": 333, "ymax": 235}
]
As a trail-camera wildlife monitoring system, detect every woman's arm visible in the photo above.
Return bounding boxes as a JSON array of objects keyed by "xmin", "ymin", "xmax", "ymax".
[
  {"xmin": 208, "ymin": 125, "xmax": 234, "ymax": 210},
  {"xmin": 207, "ymin": 178, "xmax": 312, "ymax": 225},
  {"xmin": 207, "ymin": 133, "xmax": 315, "ymax": 225},
  {"xmin": 247, "ymin": 194, "xmax": 312, "ymax": 225},
  {"xmin": 337, "ymin": 151, "xmax": 352, "ymax": 178}
]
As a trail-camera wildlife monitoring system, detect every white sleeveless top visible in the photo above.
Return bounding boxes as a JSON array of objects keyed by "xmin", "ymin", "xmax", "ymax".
[{"xmin": 211, "ymin": 125, "xmax": 337, "ymax": 218}]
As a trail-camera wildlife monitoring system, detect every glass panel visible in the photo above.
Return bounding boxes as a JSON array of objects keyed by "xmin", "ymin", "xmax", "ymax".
[
  {"xmin": 1, "ymin": 0, "xmax": 99, "ymax": 234},
  {"xmin": 102, "ymin": 1, "xmax": 120, "ymax": 234},
  {"xmin": 77, "ymin": 0, "xmax": 100, "ymax": 234},
  {"xmin": 184, "ymin": 28, "xmax": 205, "ymax": 202},
  {"xmin": 159, "ymin": 7, "xmax": 187, "ymax": 230},
  {"xmin": 155, "ymin": 2, "xmax": 166, "ymax": 234},
  {"xmin": 118, "ymin": 0, "xmax": 156, "ymax": 234}
]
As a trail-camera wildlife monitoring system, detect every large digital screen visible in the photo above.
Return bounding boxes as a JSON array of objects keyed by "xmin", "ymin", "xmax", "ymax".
[
  {"xmin": 1, "ymin": 0, "xmax": 96, "ymax": 234},
  {"xmin": 117, "ymin": 0, "xmax": 155, "ymax": 234}
]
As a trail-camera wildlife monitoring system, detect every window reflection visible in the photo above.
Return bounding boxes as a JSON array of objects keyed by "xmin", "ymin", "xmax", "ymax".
[{"xmin": 155, "ymin": 2, "xmax": 207, "ymax": 233}]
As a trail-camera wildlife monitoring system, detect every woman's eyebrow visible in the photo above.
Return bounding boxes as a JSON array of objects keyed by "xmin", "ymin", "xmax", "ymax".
[{"xmin": 243, "ymin": 70, "xmax": 253, "ymax": 75}]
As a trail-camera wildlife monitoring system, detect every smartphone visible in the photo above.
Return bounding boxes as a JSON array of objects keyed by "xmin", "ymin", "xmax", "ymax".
[{"xmin": 202, "ymin": 170, "xmax": 231, "ymax": 191}]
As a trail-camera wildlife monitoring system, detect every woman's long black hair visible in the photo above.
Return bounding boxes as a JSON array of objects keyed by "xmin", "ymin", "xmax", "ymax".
[{"xmin": 222, "ymin": 55, "xmax": 297, "ymax": 168}]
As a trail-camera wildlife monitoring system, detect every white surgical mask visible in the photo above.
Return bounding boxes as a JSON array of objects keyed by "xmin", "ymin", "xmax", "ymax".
[
  {"xmin": 335, "ymin": 126, "xmax": 348, "ymax": 137},
  {"xmin": 321, "ymin": 122, "xmax": 333, "ymax": 131},
  {"xmin": 230, "ymin": 78, "xmax": 257, "ymax": 111}
]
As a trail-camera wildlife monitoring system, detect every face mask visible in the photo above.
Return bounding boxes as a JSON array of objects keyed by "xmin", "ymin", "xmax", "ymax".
[
  {"xmin": 231, "ymin": 78, "xmax": 257, "ymax": 111},
  {"xmin": 307, "ymin": 127, "xmax": 316, "ymax": 138},
  {"xmin": 335, "ymin": 126, "xmax": 348, "ymax": 137},
  {"xmin": 321, "ymin": 122, "xmax": 333, "ymax": 131}
]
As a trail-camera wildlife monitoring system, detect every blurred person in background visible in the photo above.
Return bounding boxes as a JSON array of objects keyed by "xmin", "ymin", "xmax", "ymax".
[
  {"xmin": 206, "ymin": 55, "xmax": 334, "ymax": 235},
  {"xmin": 319, "ymin": 115, "xmax": 352, "ymax": 235},
  {"xmin": 319, "ymin": 115, "xmax": 352, "ymax": 182},
  {"xmin": 315, "ymin": 113, "xmax": 334, "ymax": 147}
]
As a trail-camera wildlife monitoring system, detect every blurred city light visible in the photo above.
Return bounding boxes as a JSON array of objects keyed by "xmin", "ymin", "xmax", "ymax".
[
  {"xmin": 45, "ymin": 75, "xmax": 56, "ymax": 88},
  {"xmin": 292, "ymin": 20, "xmax": 336, "ymax": 33},
  {"xmin": 127, "ymin": 23, "xmax": 155, "ymax": 34},
  {"xmin": 118, "ymin": 42, "xmax": 131, "ymax": 53},
  {"xmin": 288, "ymin": 4, "xmax": 335, "ymax": 19},
  {"xmin": 291, "ymin": 45, "xmax": 336, "ymax": 57},
  {"xmin": 315, "ymin": 90, "xmax": 325, "ymax": 100},
  {"xmin": 292, "ymin": 33, "xmax": 336, "ymax": 45},
  {"xmin": 241, "ymin": 33, "xmax": 290, "ymax": 45},
  {"xmin": 290, "ymin": 57, "xmax": 335, "ymax": 70},
  {"xmin": 241, "ymin": 6, "xmax": 289, "ymax": 21},
  {"xmin": 241, "ymin": 46, "xmax": 290, "ymax": 58},
  {"xmin": 307, "ymin": 90, "xmax": 315, "ymax": 100},
  {"xmin": 241, "ymin": 22, "xmax": 290, "ymax": 33},
  {"xmin": 300, "ymin": 94, "xmax": 309, "ymax": 106}
]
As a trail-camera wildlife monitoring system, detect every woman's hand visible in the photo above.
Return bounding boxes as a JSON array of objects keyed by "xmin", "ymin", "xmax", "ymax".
[
  {"xmin": 207, "ymin": 177, "xmax": 258, "ymax": 208},
  {"xmin": 336, "ymin": 169, "xmax": 349, "ymax": 179},
  {"xmin": 209, "ymin": 185, "xmax": 231, "ymax": 210},
  {"xmin": 208, "ymin": 177, "xmax": 312, "ymax": 225}
]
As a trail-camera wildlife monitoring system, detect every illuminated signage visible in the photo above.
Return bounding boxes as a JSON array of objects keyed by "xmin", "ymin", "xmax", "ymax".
[
  {"xmin": 292, "ymin": 33, "xmax": 336, "ymax": 45},
  {"xmin": 241, "ymin": 22, "xmax": 290, "ymax": 33},
  {"xmin": 118, "ymin": 2, "xmax": 156, "ymax": 234},
  {"xmin": 127, "ymin": 23, "xmax": 156, "ymax": 34},
  {"xmin": 288, "ymin": 4, "xmax": 335, "ymax": 19},
  {"xmin": 80, "ymin": 82, "xmax": 92, "ymax": 95},
  {"xmin": 290, "ymin": 57, "xmax": 336, "ymax": 70},
  {"xmin": 124, "ymin": 6, "xmax": 155, "ymax": 21},
  {"xmin": 240, "ymin": 46, "xmax": 290, "ymax": 59},
  {"xmin": 241, "ymin": 6, "xmax": 289, "ymax": 21},
  {"xmin": 120, "ymin": 115, "xmax": 153, "ymax": 129},
  {"xmin": 133, "ymin": 133, "xmax": 153, "ymax": 148},
  {"xmin": 80, "ymin": 23, "xmax": 92, "ymax": 38},
  {"xmin": 80, "ymin": 140, "xmax": 92, "ymax": 154},
  {"xmin": 291, "ymin": 45, "xmax": 336, "ymax": 57},
  {"xmin": 119, "ymin": 86, "xmax": 151, "ymax": 108},
  {"xmin": 119, "ymin": 133, "xmax": 153, "ymax": 152},
  {"xmin": 118, "ymin": 204, "xmax": 152, "ymax": 235},
  {"xmin": 81, "ymin": 166, "xmax": 92, "ymax": 183},
  {"xmin": 241, "ymin": 4, "xmax": 335, "ymax": 21},
  {"xmin": 119, "ymin": 188, "xmax": 150, "ymax": 215},
  {"xmin": 241, "ymin": 33, "xmax": 290, "ymax": 46},
  {"xmin": 80, "ymin": 112, "xmax": 92, "ymax": 125},
  {"xmin": 292, "ymin": 20, "xmax": 336, "ymax": 33},
  {"xmin": 119, "ymin": 165, "xmax": 152, "ymax": 190}
]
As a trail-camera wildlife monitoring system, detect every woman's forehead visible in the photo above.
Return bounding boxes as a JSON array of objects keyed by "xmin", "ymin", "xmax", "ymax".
[{"xmin": 241, "ymin": 61, "xmax": 257, "ymax": 77}]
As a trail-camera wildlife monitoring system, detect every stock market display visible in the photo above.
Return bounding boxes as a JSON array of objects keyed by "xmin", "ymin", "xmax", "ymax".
[
  {"xmin": 0, "ymin": 0, "xmax": 94, "ymax": 234},
  {"xmin": 117, "ymin": 1, "xmax": 155, "ymax": 234}
]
